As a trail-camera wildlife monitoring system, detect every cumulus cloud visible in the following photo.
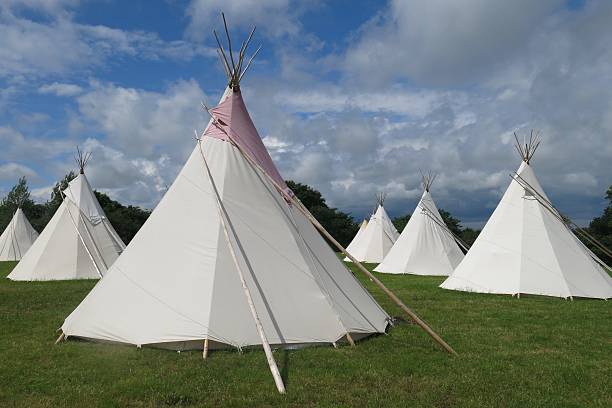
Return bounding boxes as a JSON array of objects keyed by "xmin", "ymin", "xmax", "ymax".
[
  {"xmin": 0, "ymin": 162, "xmax": 37, "ymax": 181},
  {"xmin": 79, "ymin": 138, "xmax": 172, "ymax": 208},
  {"xmin": 235, "ymin": 0, "xmax": 612, "ymax": 225},
  {"xmin": 185, "ymin": 0, "xmax": 315, "ymax": 40},
  {"xmin": 0, "ymin": 126, "xmax": 73, "ymax": 163},
  {"xmin": 0, "ymin": 3, "xmax": 214, "ymax": 79},
  {"xmin": 76, "ymin": 79, "xmax": 209, "ymax": 160},
  {"xmin": 273, "ymin": 86, "xmax": 463, "ymax": 118},
  {"xmin": 0, "ymin": 0, "xmax": 79, "ymax": 16},
  {"xmin": 343, "ymin": 0, "xmax": 568, "ymax": 87},
  {"xmin": 38, "ymin": 82, "xmax": 83, "ymax": 96},
  {"xmin": 1, "ymin": 0, "xmax": 611, "ymax": 227}
]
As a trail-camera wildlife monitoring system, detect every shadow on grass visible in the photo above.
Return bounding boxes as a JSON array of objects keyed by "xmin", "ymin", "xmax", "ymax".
[{"xmin": 280, "ymin": 349, "xmax": 290, "ymax": 387}]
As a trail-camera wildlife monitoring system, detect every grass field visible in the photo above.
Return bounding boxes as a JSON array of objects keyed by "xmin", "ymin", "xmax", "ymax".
[{"xmin": 0, "ymin": 260, "xmax": 610, "ymax": 407}]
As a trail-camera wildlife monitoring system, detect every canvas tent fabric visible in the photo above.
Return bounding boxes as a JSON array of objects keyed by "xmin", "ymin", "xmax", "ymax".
[
  {"xmin": 440, "ymin": 161, "xmax": 612, "ymax": 299},
  {"xmin": 344, "ymin": 205, "xmax": 399, "ymax": 263},
  {"xmin": 0, "ymin": 208, "xmax": 39, "ymax": 261},
  {"xmin": 60, "ymin": 87, "xmax": 390, "ymax": 350},
  {"xmin": 375, "ymin": 190, "xmax": 464, "ymax": 276},
  {"xmin": 344, "ymin": 219, "xmax": 368, "ymax": 255},
  {"xmin": 7, "ymin": 174, "xmax": 125, "ymax": 281}
]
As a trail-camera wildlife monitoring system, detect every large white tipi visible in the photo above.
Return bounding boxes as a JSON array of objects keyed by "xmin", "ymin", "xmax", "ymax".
[
  {"xmin": 344, "ymin": 194, "xmax": 399, "ymax": 263},
  {"xmin": 8, "ymin": 152, "xmax": 125, "ymax": 281},
  {"xmin": 0, "ymin": 208, "xmax": 39, "ymax": 261},
  {"xmin": 375, "ymin": 174, "xmax": 465, "ymax": 276},
  {"xmin": 441, "ymin": 133, "xmax": 612, "ymax": 299},
  {"xmin": 59, "ymin": 20, "xmax": 391, "ymax": 393}
]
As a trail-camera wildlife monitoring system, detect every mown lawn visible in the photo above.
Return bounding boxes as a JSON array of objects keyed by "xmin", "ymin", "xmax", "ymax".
[{"xmin": 0, "ymin": 260, "xmax": 610, "ymax": 407}]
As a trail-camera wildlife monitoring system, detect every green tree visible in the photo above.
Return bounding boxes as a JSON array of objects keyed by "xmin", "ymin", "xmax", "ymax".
[
  {"xmin": 439, "ymin": 209, "xmax": 462, "ymax": 236},
  {"xmin": 286, "ymin": 180, "xmax": 358, "ymax": 247},
  {"xmin": 0, "ymin": 177, "xmax": 47, "ymax": 232},
  {"xmin": 584, "ymin": 185, "xmax": 612, "ymax": 265},
  {"xmin": 439, "ymin": 208, "xmax": 481, "ymax": 247},
  {"xmin": 392, "ymin": 214, "xmax": 410, "ymax": 232},
  {"xmin": 46, "ymin": 171, "xmax": 77, "ymax": 215},
  {"xmin": 94, "ymin": 191, "xmax": 150, "ymax": 244},
  {"xmin": 460, "ymin": 228, "xmax": 480, "ymax": 246},
  {"xmin": 1, "ymin": 176, "xmax": 32, "ymax": 210}
]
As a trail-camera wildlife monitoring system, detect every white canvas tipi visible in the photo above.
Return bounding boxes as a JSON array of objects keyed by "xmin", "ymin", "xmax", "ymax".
[
  {"xmin": 344, "ymin": 194, "xmax": 399, "ymax": 263},
  {"xmin": 441, "ymin": 133, "xmax": 612, "ymax": 299},
  {"xmin": 59, "ymin": 23, "xmax": 390, "ymax": 388},
  {"xmin": 0, "ymin": 208, "xmax": 39, "ymax": 261},
  {"xmin": 8, "ymin": 152, "xmax": 126, "ymax": 281},
  {"xmin": 375, "ymin": 175, "xmax": 465, "ymax": 276}
]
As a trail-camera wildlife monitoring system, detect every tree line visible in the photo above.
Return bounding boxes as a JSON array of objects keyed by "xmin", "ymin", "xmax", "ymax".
[
  {"xmin": 0, "ymin": 175, "xmax": 150, "ymax": 244},
  {"xmin": 1, "ymin": 176, "xmax": 610, "ymax": 261}
]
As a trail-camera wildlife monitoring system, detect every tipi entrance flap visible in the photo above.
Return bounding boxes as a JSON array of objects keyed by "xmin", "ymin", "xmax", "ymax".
[
  {"xmin": 206, "ymin": 137, "xmax": 371, "ymax": 345},
  {"xmin": 288, "ymin": 207, "xmax": 388, "ymax": 333}
]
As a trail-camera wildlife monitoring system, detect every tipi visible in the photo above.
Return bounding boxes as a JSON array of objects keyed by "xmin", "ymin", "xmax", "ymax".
[
  {"xmin": 441, "ymin": 132, "xmax": 612, "ymax": 299},
  {"xmin": 58, "ymin": 19, "xmax": 393, "ymax": 393},
  {"xmin": 0, "ymin": 208, "xmax": 39, "ymax": 261},
  {"xmin": 8, "ymin": 150, "xmax": 126, "ymax": 281},
  {"xmin": 344, "ymin": 194, "xmax": 399, "ymax": 263},
  {"xmin": 375, "ymin": 174, "xmax": 465, "ymax": 276}
]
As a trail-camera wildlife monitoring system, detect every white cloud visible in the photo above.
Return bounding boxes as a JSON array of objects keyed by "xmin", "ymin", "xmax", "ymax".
[
  {"xmin": 185, "ymin": 0, "xmax": 314, "ymax": 40},
  {"xmin": 79, "ymin": 138, "xmax": 171, "ymax": 208},
  {"xmin": 38, "ymin": 82, "xmax": 83, "ymax": 96},
  {"xmin": 273, "ymin": 86, "xmax": 459, "ymax": 118},
  {"xmin": 0, "ymin": 162, "xmax": 37, "ymax": 181},
  {"xmin": 2, "ymin": 0, "xmax": 611, "ymax": 226},
  {"xmin": 0, "ymin": 0, "xmax": 79, "ymax": 16},
  {"xmin": 343, "ymin": 0, "xmax": 565, "ymax": 86},
  {"xmin": 76, "ymin": 79, "xmax": 209, "ymax": 160},
  {"xmin": 0, "ymin": 126, "xmax": 73, "ymax": 163},
  {"xmin": 30, "ymin": 185, "xmax": 53, "ymax": 202},
  {"xmin": 0, "ymin": 4, "xmax": 215, "ymax": 79}
]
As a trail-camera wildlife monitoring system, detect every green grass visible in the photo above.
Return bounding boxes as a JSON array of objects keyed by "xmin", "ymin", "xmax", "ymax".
[{"xmin": 0, "ymin": 260, "xmax": 610, "ymax": 407}]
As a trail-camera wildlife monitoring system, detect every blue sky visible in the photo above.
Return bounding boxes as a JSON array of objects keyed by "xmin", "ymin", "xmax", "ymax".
[{"xmin": 1, "ymin": 0, "xmax": 610, "ymax": 227}]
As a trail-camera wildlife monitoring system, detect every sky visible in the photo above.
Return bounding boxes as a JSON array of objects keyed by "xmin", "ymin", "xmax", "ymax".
[{"xmin": 0, "ymin": 0, "xmax": 611, "ymax": 228}]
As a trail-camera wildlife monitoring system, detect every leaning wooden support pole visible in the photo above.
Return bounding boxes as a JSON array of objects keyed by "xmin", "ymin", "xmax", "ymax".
[
  {"xmin": 346, "ymin": 333, "xmax": 355, "ymax": 347},
  {"xmin": 203, "ymin": 108, "xmax": 457, "ymax": 356},
  {"xmin": 197, "ymin": 142, "xmax": 286, "ymax": 394},
  {"xmin": 292, "ymin": 198, "xmax": 458, "ymax": 356},
  {"xmin": 55, "ymin": 332, "xmax": 65, "ymax": 344}
]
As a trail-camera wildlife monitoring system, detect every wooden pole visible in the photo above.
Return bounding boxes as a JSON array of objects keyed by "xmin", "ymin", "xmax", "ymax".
[
  {"xmin": 292, "ymin": 198, "xmax": 458, "ymax": 356},
  {"xmin": 202, "ymin": 110, "xmax": 457, "ymax": 356},
  {"xmin": 55, "ymin": 332, "xmax": 65, "ymax": 344},
  {"xmin": 203, "ymin": 338, "xmax": 209, "ymax": 359},
  {"xmin": 346, "ymin": 333, "xmax": 355, "ymax": 347},
  {"xmin": 197, "ymin": 142, "xmax": 286, "ymax": 394}
]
